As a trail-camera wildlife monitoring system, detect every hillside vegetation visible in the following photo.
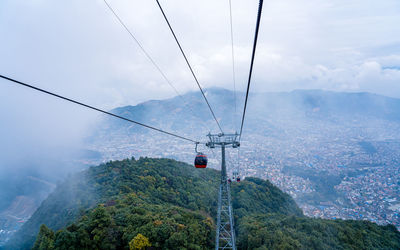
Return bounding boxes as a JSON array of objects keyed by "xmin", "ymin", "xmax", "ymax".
[{"xmin": 5, "ymin": 158, "xmax": 400, "ymax": 249}]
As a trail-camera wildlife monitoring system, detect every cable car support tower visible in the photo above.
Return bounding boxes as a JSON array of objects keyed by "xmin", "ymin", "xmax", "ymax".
[{"xmin": 206, "ymin": 133, "xmax": 240, "ymax": 250}]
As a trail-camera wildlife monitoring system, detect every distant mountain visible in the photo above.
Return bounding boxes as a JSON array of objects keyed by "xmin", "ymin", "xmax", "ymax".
[
  {"xmin": 5, "ymin": 158, "xmax": 400, "ymax": 249},
  {"xmin": 95, "ymin": 88, "xmax": 400, "ymax": 136}
]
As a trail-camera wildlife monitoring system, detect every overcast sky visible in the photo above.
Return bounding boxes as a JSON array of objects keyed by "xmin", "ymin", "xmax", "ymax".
[{"xmin": 1, "ymin": 0, "xmax": 400, "ymax": 109}]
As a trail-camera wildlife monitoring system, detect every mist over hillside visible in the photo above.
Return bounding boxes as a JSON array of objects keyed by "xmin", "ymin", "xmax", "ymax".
[
  {"xmin": 2, "ymin": 88, "xmax": 400, "ymax": 246},
  {"xmin": 0, "ymin": 148, "xmax": 101, "ymax": 246}
]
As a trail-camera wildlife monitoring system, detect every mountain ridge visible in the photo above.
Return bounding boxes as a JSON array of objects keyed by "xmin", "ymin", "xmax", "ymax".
[{"xmin": 102, "ymin": 88, "xmax": 400, "ymax": 135}]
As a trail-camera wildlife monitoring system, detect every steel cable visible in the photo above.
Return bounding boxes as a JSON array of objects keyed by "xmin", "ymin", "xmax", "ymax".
[
  {"xmin": 156, "ymin": 0, "xmax": 224, "ymax": 134},
  {"xmin": 103, "ymin": 0, "xmax": 211, "ymax": 138},
  {"xmin": 239, "ymin": 0, "xmax": 264, "ymax": 141},
  {"xmin": 0, "ymin": 74, "xmax": 199, "ymax": 143}
]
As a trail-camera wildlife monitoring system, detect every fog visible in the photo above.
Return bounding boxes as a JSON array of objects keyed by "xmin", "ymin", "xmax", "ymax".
[{"xmin": 0, "ymin": 82, "xmax": 101, "ymax": 211}]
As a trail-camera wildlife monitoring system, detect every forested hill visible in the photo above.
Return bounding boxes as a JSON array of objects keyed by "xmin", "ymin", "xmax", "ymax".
[{"xmin": 5, "ymin": 158, "xmax": 400, "ymax": 249}]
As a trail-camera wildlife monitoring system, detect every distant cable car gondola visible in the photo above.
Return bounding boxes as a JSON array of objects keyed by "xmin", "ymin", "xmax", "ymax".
[
  {"xmin": 233, "ymin": 171, "xmax": 240, "ymax": 182},
  {"xmin": 194, "ymin": 153, "xmax": 207, "ymax": 168}
]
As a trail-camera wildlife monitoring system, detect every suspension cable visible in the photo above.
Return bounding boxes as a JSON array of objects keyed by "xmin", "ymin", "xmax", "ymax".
[
  {"xmin": 102, "ymin": 0, "xmax": 211, "ymax": 137},
  {"xmin": 228, "ymin": 0, "xmax": 238, "ymax": 132},
  {"xmin": 235, "ymin": 145, "xmax": 240, "ymax": 175},
  {"xmin": 155, "ymin": 0, "xmax": 224, "ymax": 134},
  {"xmin": 239, "ymin": 0, "xmax": 264, "ymax": 141},
  {"xmin": 0, "ymin": 74, "xmax": 199, "ymax": 143},
  {"xmin": 228, "ymin": 0, "xmax": 241, "ymax": 177}
]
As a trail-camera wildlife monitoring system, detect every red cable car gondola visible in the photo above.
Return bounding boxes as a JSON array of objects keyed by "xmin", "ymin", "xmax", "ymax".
[{"xmin": 194, "ymin": 153, "xmax": 207, "ymax": 168}]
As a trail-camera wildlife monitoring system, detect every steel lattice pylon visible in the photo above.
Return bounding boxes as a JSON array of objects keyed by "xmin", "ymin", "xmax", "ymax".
[
  {"xmin": 206, "ymin": 133, "xmax": 239, "ymax": 250},
  {"xmin": 216, "ymin": 181, "xmax": 236, "ymax": 249}
]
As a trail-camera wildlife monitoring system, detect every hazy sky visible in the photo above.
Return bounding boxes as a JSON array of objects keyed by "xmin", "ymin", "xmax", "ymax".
[{"xmin": 0, "ymin": 0, "xmax": 400, "ymax": 170}]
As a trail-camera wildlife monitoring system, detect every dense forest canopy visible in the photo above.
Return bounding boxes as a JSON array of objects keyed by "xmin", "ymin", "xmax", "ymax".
[{"xmin": 5, "ymin": 157, "xmax": 400, "ymax": 249}]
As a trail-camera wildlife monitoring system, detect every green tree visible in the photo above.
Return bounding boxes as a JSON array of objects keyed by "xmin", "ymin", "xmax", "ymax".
[
  {"xmin": 33, "ymin": 224, "xmax": 55, "ymax": 250},
  {"xmin": 129, "ymin": 233, "xmax": 151, "ymax": 250},
  {"xmin": 88, "ymin": 206, "xmax": 117, "ymax": 249}
]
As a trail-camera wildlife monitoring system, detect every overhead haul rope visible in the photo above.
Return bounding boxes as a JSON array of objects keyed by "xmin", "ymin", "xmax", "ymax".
[
  {"xmin": 227, "ymin": 0, "xmax": 241, "ymax": 176},
  {"xmin": 102, "ymin": 0, "xmax": 211, "ymax": 138},
  {"xmin": 0, "ymin": 74, "xmax": 199, "ymax": 144},
  {"xmin": 239, "ymin": 0, "xmax": 264, "ymax": 142},
  {"xmin": 228, "ymin": 0, "xmax": 238, "ymax": 132},
  {"xmin": 156, "ymin": 0, "xmax": 224, "ymax": 134}
]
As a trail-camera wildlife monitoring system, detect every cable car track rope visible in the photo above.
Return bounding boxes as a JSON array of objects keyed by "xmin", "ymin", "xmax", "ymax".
[
  {"xmin": 156, "ymin": 0, "xmax": 224, "ymax": 134},
  {"xmin": 0, "ymin": 74, "xmax": 199, "ymax": 143},
  {"xmin": 239, "ymin": 0, "xmax": 264, "ymax": 141},
  {"xmin": 227, "ymin": 0, "xmax": 241, "ymax": 179},
  {"xmin": 102, "ymin": 0, "xmax": 212, "ymax": 137},
  {"xmin": 228, "ymin": 0, "xmax": 238, "ymax": 132},
  {"xmin": 103, "ymin": 0, "xmax": 178, "ymax": 97}
]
